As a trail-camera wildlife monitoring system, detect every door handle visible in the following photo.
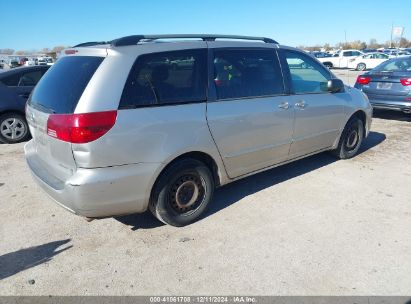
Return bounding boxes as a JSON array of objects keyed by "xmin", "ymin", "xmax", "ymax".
[
  {"xmin": 295, "ymin": 100, "xmax": 308, "ymax": 109},
  {"xmin": 278, "ymin": 101, "xmax": 289, "ymax": 110}
]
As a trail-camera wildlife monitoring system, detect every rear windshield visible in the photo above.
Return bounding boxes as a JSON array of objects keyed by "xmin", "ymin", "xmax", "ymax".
[
  {"xmin": 374, "ymin": 58, "xmax": 411, "ymax": 72},
  {"xmin": 29, "ymin": 56, "xmax": 104, "ymax": 114}
]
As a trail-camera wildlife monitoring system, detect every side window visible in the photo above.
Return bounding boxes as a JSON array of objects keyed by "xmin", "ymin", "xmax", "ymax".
[
  {"xmin": 18, "ymin": 70, "xmax": 43, "ymax": 86},
  {"xmin": 120, "ymin": 49, "xmax": 207, "ymax": 108},
  {"xmin": 213, "ymin": 49, "xmax": 284, "ymax": 100},
  {"xmin": 284, "ymin": 50, "xmax": 331, "ymax": 94},
  {"xmin": 352, "ymin": 51, "xmax": 361, "ymax": 57},
  {"xmin": 343, "ymin": 51, "xmax": 353, "ymax": 57},
  {"xmin": 1, "ymin": 73, "xmax": 21, "ymax": 86}
]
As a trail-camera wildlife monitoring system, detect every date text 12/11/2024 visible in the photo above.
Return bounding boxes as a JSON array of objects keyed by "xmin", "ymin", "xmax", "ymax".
[{"xmin": 149, "ymin": 296, "xmax": 257, "ymax": 303}]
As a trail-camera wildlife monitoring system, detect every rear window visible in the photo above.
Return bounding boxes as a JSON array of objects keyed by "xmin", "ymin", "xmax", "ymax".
[
  {"xmin": 120, "ymin": 49, "xmax": 207, "ymax": 108},
  {"xmin": 29, "ymin": 56, "xmax": 104, "ymax": 114},
  {"xmin": 374, "ymin": 58, "xmax": 411, "ymax": 72}
]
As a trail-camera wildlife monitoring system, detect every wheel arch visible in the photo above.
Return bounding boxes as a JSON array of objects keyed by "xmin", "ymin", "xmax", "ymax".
[
  {"xmin": 147, "ymin": 150, "xmax": 224, "ymax": 207},
  {"xmin": 0, "ymin": 109, "xmax": 26, "ymax": 117},
  {"xmin": 332, "ymin": 110, "xmax": 368, "ymax": 150}
]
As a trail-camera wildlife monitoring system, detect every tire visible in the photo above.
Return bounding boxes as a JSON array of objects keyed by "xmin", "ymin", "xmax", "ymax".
[
  {"xmin": 149, "ymin": 158, "xmax": 215, "ymax": 227},
  {"xmin": 323, "ymin": 62, "xmax": 333, "ymax": 69},
  {"xmin": 356, "ymin": 63, "xmax": 366, "ymax": 71},
  {"xmin": 332, "ymin": 117, "xmax": 364, "ymax": 159},
  {"xmin": 0, "ymin": 112, "xmax": 30, "ymax": 144}
]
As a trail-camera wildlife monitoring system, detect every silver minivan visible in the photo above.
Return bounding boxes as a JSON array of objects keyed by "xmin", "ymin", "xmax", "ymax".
[{"xmin": 25, "ymin": 35, "xmax": 372, "ymax": 226}]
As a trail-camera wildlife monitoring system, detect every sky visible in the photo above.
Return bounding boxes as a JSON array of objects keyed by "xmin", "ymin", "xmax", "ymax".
[{"xmin": 1, "ymin": 0, "xmax": 410, "ymax": 50}]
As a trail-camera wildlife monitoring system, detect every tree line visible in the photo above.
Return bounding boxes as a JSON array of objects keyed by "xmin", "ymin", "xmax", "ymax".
[
  {"xmin": 299, "ymin": 37, "xmax": 411, "ymax": 52},
  {"xmin": 0, "ymin": 46, "xmax": 68, "ymax": 55},
  {"xmin": 2, "ymin": 37, "xmax": 411, "ymax": 55}
]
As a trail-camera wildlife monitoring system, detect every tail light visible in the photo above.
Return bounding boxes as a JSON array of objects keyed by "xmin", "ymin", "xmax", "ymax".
[
  {"xmin": 65, "ymin": 49, "xmax": 77, "ymax": 55},
  {"xmin": 400, "ymin": 78, "xmax": 411, "ymax": 86},
  {"xmin": 356, "ymin": 76, "xmax": 371, "ymax": 85},
  {"xmin": 47, "ymin": 111, "xmax": 117, "ymax": 144}
]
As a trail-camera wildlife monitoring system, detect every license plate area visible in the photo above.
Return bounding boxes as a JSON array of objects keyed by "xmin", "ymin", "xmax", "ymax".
[{"xmin": 377, "ymin": 82, "xmax": 392, "ymax": 90}]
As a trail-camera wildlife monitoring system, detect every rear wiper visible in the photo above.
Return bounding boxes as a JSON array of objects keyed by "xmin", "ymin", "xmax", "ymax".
[{"xmin": 29, "ymin": 102, "xmax": 56, "ymax": 114}]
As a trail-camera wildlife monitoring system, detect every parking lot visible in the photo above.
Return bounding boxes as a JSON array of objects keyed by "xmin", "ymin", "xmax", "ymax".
[{"xmin": 0, "ymin": 69, "xmax": 410, "ymax": 295}]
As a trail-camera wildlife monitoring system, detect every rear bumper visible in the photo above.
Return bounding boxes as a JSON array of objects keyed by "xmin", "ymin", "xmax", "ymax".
[
  {"xmin": 369, "ymin": 99, "xmax": 411, "ymax": 112},
  {"xmin": 25, "ymin": 140, "xmax": 161, "ymax": 218}
]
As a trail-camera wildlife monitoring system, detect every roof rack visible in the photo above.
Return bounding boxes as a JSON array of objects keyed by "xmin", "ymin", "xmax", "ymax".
[
  {"xmin": 110, "ymin": 34, "xmax": 278, "ymax": 47},
  {"xmin": 73, "ymin": 41, "xmax": 110, "ymax": 47}
]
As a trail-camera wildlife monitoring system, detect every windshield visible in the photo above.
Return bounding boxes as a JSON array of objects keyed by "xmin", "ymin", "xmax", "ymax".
[{"xmin": 374, "ymin": 58, "xmax": 411, "ymax": 72}]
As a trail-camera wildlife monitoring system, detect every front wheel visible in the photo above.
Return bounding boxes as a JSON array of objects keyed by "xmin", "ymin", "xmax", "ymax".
[
  {"xmin": 0, "ymin": 113, "xmax": 30, "ymax": 144},
  {"xmin": 149, "ymin": 158, "xmax": 214, "ymax": 227},
  {"xmin": 332, "ymin": 117, "xmax": 364, "ymax": 159}
]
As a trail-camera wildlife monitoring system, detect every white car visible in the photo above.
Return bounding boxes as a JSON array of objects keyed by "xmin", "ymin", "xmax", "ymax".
[
  {"xmin": 348, "ymin": 52, "xmax": 390, "ymax": 71},
  {"xmin": 24, "ymin": 59, "xmax": 36, "ymax": 66},
  {"xmin": 318, "ymin": 49, "xmax": 364, "ymax": 68}
]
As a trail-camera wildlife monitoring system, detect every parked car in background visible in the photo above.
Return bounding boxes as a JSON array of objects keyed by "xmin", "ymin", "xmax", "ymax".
[
  {"xmin": 318, "ymin": 49, "xmax": 364, "ymax": 68},
  {"xmin": 25, "ymin": 34, "xmax": 372, "ymax": 226},
  {"xmin": 355, "ymin": 56, "xmax": 411, "ymax": 113},
  {"xmin": 19, "ymin": 58, "xmax": 28, "ymax": 66},
  {"xmin": 361, "ymin": 49, "xmax": 378, "ymax": 53},
  {"xmin": 9, "ymin": 60, "xmax": 20, "ymax": 68},
  {"xmin": 37, "ymin": 58, "xmax": 47, "ymax": 65},
  {"xmin": 348, "ymin": 52, "xmax": 390, "ymax": 71},
  {"xmin": 310, "ymin": 51, "xmax": 332, "ymax": 58},
  {"xmin": 46, "ymin": 57, "xmax": 54, "ymax": 66},
  {"xmin": 384, "ymin": 49, "xmax": 411, "ymax": 58},
  {"xmin": 24, "ymin": 59, "xmax": 36, "ymax": 66},
  {"xmin": 0, "ymin": 65, "xmax": 50, "ymax": 143}
]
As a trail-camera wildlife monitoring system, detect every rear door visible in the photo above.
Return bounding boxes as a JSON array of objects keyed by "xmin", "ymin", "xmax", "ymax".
[
  {"xmin": 207, "ymin": 47, "xmax": 294, "ymax": 178},
  {"xmin": 15, "ymin": 68, "xmax": 47, "ymax": 100},
  {"xmin": 26, "ymin": 55, "xmax": 105, "ymax": 182},
  {"xmin": 280, "ymin": 49, "xmax": 347, "ymax": 158}
]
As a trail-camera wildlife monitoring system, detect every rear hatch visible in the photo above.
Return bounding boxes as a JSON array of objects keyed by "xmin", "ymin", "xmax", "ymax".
[{"xmin": 26, "ymin": 54, "xmax": 105, "ymax": 183}]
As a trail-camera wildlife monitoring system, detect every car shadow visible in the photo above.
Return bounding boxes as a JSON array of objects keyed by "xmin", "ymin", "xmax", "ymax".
[
  {"xmin": 115, "ymin": 212, "xmax": 165, "ymax": 231},
  {"xmin": 373, "ymin": 109, "xmax": 411, "ymax": 122},
  {"xmin": 0, "ymin": 239, "xmax": 72, "ymax": 281},
  {"xmin": 204, "ymin": 131, "xmax": 386, "ymax": 220},
  {"xmin": 116, "ymin": 131, "xmax": 385, "ymax": 230}
]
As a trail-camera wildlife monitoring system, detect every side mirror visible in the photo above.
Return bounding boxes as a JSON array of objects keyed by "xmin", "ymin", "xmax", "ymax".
[{"xmin": 327, "ymin": 78, "xmax": 344, "ymax": 93}]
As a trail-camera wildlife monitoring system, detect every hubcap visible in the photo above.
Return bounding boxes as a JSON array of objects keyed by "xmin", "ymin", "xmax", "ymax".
[
  {"xmin": 0, "ymin": 117, "xmax": 26, "ymax": 140},
  {"xmin": 169, "ymin": 174, "xmax": 205, "ymax": 213},
  {"xmin": 346, "ymin": 129, "xmax": 359, "ymax": 150}
]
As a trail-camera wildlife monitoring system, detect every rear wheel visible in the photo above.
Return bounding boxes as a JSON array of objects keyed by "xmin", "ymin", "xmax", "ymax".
[
  {"xmin": 356, "ymin": 63, "xmax": 366, "ymax": 71},
  {"xmin": 323, "ymin": 62, "xmax": 333, "ymax": 69},
  {"xmin": 332, "ymin": 117, "xmax": 364, "ymax": 159},
  {"xmin": 0, "ymin": 113, "xmax": 30, "ymax": 144},
  {"xmin": 149, "ymin": 158, "xmax": 214, "ymax": 227}
]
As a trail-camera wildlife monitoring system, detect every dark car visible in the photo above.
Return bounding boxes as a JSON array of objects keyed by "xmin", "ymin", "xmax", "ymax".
[
  {"xmin": 361, "ymin": 48, "xmax": 378, "ymax": 53},
  {"xmin": 0, "ymin": 65, "xmax": 50, "ymax": 143},
  {"xmin": 9, "ymin": 60, "xmax": 20, "ymax": 68},
  {"xmin": 354, "ymin": 56, "xmax": 411, "ymax": 113},
  {"xmin": 310, "ymin": 51, "xmax": 332, "ymax": 58}
]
